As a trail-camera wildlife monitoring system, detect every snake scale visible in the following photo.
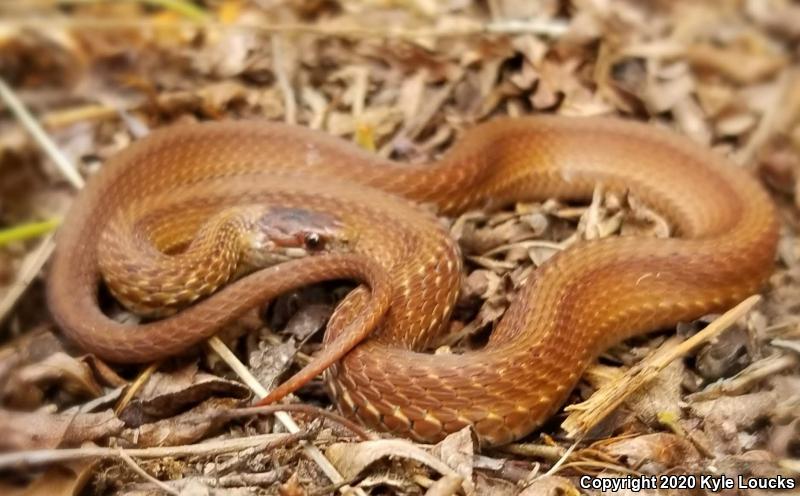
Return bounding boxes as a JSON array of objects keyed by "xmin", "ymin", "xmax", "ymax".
[{"xmin": 47, "ymin": 116, "xmax": 778, "ymax": 446}]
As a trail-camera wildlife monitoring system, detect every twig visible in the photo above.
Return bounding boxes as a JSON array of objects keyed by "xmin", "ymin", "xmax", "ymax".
[
  {"xmin": 556, "ymin": 459, "xmax": 642, "ymax": 476},
  {"xmin": 0, "ymin": 236, "xmax": 55, "ymax": 324},
  {"xmin": 207, "ymin": 337, "xmax": 268, "ymax": 396},
  {"xmin": 687, "ymin": 352, "xmax": 799, "ymax": 401},
  {"xmin": 772, "ymin": 339, "xmax": 800, "ymax": 355},
  {"xmin": 500, "ymin": 443, "xmax": 566, "ymax": 461},
  {"xmin": 272, "ymin": 35, "xmax": 297, "ymax": 125},
  {"xmin": 230, "ymin": 404, "xmax": 375, "ymax": 441},
  {"xmin": 0, "ymin": 431, "xmax": 309, "ymax": 470},
  {"xmin": 561, "ymin": 295, "xmax": 762, "ymax": 438},
  {"xmin": 114, "ymin": 361, "xmax": 162, "ymax": 415},
  {"xmin": 0, "ymin": 77, "xmax": 84, "ymax": 189},
  {"xmin": 536, "ymin": 437, "xmax": 581, "ymax": 479},
  {"xmin": 134, "ymin": 471, "xmax": 284, "ymax": 490},
  {"xmin": 118, "ymin": 448, "xmax": 180, "ymax": 496},
  {"xmin": 0, "ymin": 17, "xmax": 570, "ymax": 40},
  {"xmin": 206, "ymin": 336, "xmax": 363, "ymax": 495},
  {"xmin": 42, "ymin": 103, "xmax": 121, "ymax": 129}
]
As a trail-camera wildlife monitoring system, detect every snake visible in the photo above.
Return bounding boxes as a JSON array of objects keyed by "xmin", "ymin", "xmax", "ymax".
[{"xmin": 47, "ymin": 116, "xmax": 779, "ymax": 446}]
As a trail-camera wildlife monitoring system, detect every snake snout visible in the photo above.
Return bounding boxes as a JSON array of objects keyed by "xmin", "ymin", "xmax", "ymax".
[{"xmin": 241, "ymin": 207, "xmax": 351, "ymax": 268}]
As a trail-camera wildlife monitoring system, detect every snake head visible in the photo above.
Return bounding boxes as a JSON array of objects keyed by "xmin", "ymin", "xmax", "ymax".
[{"xmin": 241, "ymin": 207, "xmax": 351, "ymax": 268}]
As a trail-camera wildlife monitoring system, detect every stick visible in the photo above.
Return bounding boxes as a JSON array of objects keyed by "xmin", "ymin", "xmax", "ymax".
[
  {"xmin": 0, "ymin": 431, "xmax": 309, "ymax": 470},
  {"xmin": 562, "ymin": 295, "xmax": 762, "ymax": 438}
]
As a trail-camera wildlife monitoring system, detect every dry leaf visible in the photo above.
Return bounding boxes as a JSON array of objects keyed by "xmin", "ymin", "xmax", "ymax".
[
  {"xmin": 249, "ymin": 338, "xmax": 298, "ymax": 392},
  {"xmin": 519, "ymin": 475, "xmax": 579, "ymax": 496},
  {"xmin": 121, "ymin": 398, "xmax": 240, "ymax": 447},
  {"xmin": 602, "ymin": 433, "xmax": 702, "ymax": 473},
  {"xmin": 325, "ymin": 439, "xmax": 464, "ymax": 490},
  {"xmin": 430, "ymin": 426, "xmax": 476, "ymax": 495},
  {"xmin": 119, "ymin": 363, "xmax": 249, "ymax": 426},
  {"xmin": 0, "ymin": 409, "xmax": 123, "ymax": 450},
  {"xmin": 15, "ymin": 352, "xmax": 104, "ymax": 400},
  {"xmin": 0, "ymin": 460, "xmax": 98, "ymax": 496},
  {"xmin": 691, "ymin": 390, "xmax": 779, "ymax": 429},
  {"xmin": 687, "ymin": 43, "xmax": 787, "ymax": 84}
]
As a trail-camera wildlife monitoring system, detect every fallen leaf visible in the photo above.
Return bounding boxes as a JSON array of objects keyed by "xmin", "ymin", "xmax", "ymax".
[
  {"xmin": 519, "ymin": 475, "xmax": 579, "ymax": 496},
  {"xmin": 602, "ymin": 433, "xmax": 702, "ymax": 473},
  {"xmin": 119, "ymin": 363, "xmax": 249, "ymax": 426},
  {"xmin": 15, "ymin": 352, "xmax": 104, "ymax": 400},
  {"xmin": 326, "ymin": 439, "xmax": 464, "ymax": 490},
  {"xmin": 120, "ymin": 397, "xmax": 241, "ymax": 447},
  {"xmin": 0, "ymin": 460, "xmax": 98, "ymax": 496},
  {"xmin": 430, "ymin": 426, "xmax": 476, "ymax": 495},
  {"xmin": 687, "ymin": 43, "xmax": 787, "ymax": 84},
  {"xmin": 0, "ymin": 408, "xmax": 123, "ymax": 450}
]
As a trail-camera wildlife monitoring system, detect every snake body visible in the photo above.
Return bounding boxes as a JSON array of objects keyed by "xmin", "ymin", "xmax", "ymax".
[{"xmin": 47, "ymin": 116, "xmax": 778, "ymax": 446}]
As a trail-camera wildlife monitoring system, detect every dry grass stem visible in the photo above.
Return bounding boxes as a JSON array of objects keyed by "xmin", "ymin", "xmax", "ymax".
[
  {"xmin": 0, "ymin": 431, "xmax": 310, "ymax": 470},
  {"xmin": 118, "ymin": 448, "xmax": 180, "ymax": 496},
  {"xmin": 206, "ymin": 336, "xmax": 361, "ymax": 494},
  {"xmin": 0, "ymin": 78, "xmax": 83, "ymax": 189},
  {"xmin": 562, "ymin": 295, "xmax": 762, "ymax": 438}
]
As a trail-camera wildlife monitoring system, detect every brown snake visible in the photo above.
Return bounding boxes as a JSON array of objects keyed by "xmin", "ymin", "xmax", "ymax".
[{"xmin": 47, "ymin": 116, "xmax": 779, "ymax": 446}]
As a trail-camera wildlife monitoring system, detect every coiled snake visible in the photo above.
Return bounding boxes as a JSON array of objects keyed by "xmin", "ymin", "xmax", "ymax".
[{"xmin": 47, "ymin": 116, "xmax": 778, "ymax": 446}]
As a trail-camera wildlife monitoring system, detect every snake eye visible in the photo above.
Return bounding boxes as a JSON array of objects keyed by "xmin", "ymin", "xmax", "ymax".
[{"xmin": 303, "ymin": 232, "xmax": 323, "ymax": 250}]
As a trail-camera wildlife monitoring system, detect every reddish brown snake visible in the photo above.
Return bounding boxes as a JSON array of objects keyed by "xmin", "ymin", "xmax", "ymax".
[{"xmin": 47, "ymin": 116, "xmax": 778, "ymax": 446}]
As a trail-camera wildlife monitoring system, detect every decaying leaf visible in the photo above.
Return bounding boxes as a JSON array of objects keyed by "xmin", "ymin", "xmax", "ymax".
[
  {"xmin": 601, "ymin": 433, "xmax": 702, "ymax": 473},
  {"xmin": 325, "ymin": 438, "xmax": 467, "ymax": 493},
  {"xmin": 0, "ymin": 460, "xmax": 98, "ymax": 496},
  {"xmin": 430, "ymin": 426, "xmax": 476, "ymax": 495},
  {"xmin": 14, "ymin": 352, "xmax": 104, "ymax": 400},
  {"xmin": 0, "ymin": 409, "xmax": 123, "ymax": 450},
  {"xmin": 120, "ymin": 397, "xmax": 241, "ymax": 448},
  {"xmin": 519, "ymin": 475, "xmax": 579, "ymax": 496},
  {"xmin": 118, "ymin": 363, "xmax": 249, "ymax": 426}
]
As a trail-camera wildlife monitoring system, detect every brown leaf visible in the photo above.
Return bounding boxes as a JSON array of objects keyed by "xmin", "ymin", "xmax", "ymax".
[
  {"xmin": 15, "ymin": 352, "xmax": 104, "ymax": 400},
  {"xmin": 119, "ymin": 363, "xmax": 249, "ymax": 426},
  {"xmin": 691, "ymin": 390, "xmax": 779, "ymax": 430},
  {"xmin": 325, "ymin": 439, "xmax": 463, "ymax": 489},
  {"xmin": 249, "ymin": 337, "xmax": 299, "ymax": 392},
  {"xmin": 121, "ymin": 397, "xmax": 240, "ymax": 448},
  {"xmin": 687, "ymin": 43, "xmax": 787, "ymax": 84},
  {"xmin": 425, "ymin": 474, "xmax": 463, "ymax": 496},
  {"xmin": 624, "ymin": 359, "xmax": 685, "ymax": 428},
  {"xmin": 475, "ymin": 473, "xmax": 518, "ymax": 496},
  {"xmin": 0, "ymin": 460, "xmax": 98, "ymax": 496},
  {"xmin": 601, "ymin": 433, "xmax": 702, "ymax": 473},
  {"xmin": 461, "ymin": 270, "xmax": 502, "ymax": 301},
  {"xmin": 283, "ymin": 303, "xmax": 334, "ymax": 341},
  {"xmin": 430, "ymin": 426, "xmax": 476, "ymax": 495},
  {"xmin": 0, "ymin": 409, "xmax": 123, "ymax": 450},
  {"xmin": 519, "ymin": 475, "xmax": 579, "ymax": 496},
  {"xmin": 621, "ymin": 194, "xmax": 671, "ymax": 239},
  {"xmin": 278, "ymin": 472, "xmax": 306, "ymax": 496},
  {"xmin": 695, "ymin": 325, "xmax": 751, "ymax": 381}
]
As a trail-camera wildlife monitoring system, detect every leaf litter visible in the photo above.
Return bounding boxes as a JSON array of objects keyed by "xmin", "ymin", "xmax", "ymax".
[{"xmin": 0, "ymin": 0, "xmax": 798, "ymax": 494}]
